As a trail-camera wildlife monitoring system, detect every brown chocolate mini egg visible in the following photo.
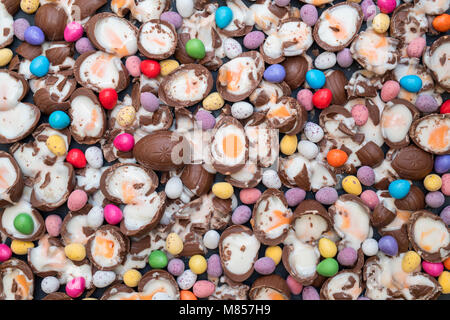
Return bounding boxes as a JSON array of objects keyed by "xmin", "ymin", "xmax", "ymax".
[
  {"xmin": 34, "ymin": 3, "xmax": 68, "ymax": 41},
  {"xmin": 323, "ymin": 70, "xmax": 348, "ymax": 105},
  {"xmin": 0, "ymin": 259, "xmax": 34, "ymax": 300},
  {"xmin": 281, "ymin": 55, "xmax": 309, "ymax": 90},
  {"xmin": 409, "ymin": 113, "xmax": 450, "ymax": 155}
]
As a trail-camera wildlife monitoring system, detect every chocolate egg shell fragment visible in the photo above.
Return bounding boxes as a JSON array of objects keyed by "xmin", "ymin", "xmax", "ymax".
[
  {"xmin": 313, "ymin": 2, "xmax": 363, "ymax": 52},
  {"xmin": 291, "ymin": 200, "xmax": 332, "ymax": 243},
  {"xmin": 0, "ymin": 200, "xmax": 44, "ymax": 241},
  {"xmin": 34, "ymin": 3, "xmax": 68, "ymax": 41},
  {"xmin": 407, "ymin": 210, "xmax": 450, "ymax": 263},
  {"xmin": 180, "ymin": 164, "xmax": 214, "ymax": 197},
  {"xmin": 217, "ymin": 51, "xmax": 265, "ymax": 102},
  {"xmin": 133, "ymin": 130, "xmax": 190, "ymax": 172},
  {"xmin": 409, "ymin": 114, "xmax": 450, "ymax": 155},
  {"xmin": 261, "ymin": 18, "xmax": 313, "ymax": 64},
  {"xmin": 69, "ymin": 88, "xmax": 106, "ymax": 145},
  {"xmin": 266, "ymin": 96, "xmax": 307, "ymax": 135},
  {"xmin": 371, "ymin": 204, "xmax": 396, "ymax": 229},
  {"xmin": 394, "ymin": 185, "xmax": 425, "ymax": 211},
  {"xmin": 249, "ymin": 275, "xmax": 291, "ymax": 300},
  {"xmin": 355, "ymin": 141, "xmax": 384, "ymax": 168},
  {"xmin": 364, "ymin": 253, "xmax": 441, "ymax": 300},
  {"xmin": 101, "ymin": 284, "xmax": 135, "ymax": 300},
  {"xmin": 219, "ymin": 225, "xmax": 261, "ymax": 283},
  {"xmin": 226, "ymin": 163, "xmax": 262, "ymax": 188},
  {"xmin": 111, "ymin": 0, "xmax": 170, "ymax": 23},
  {"xmin": 381, "ymin": 99, "xmax": 419, "ymax": 149},
  {"xmin": 74, "ymin": 51, "xmax": 129, "ymax": 93},
  {"xmin": 137, "ymin": 270, "xmax": 179, "ymax": 300},
  {"xmin": 158, "ymin": 64, "xmax": 213, "ymax": 107},
  {"xmin": 251, "ymin": 189, "xmax": 293, "ymax": 246},
  {"xmin": 0, "ymin": 151, "xmax": 23, "ymax": 207},
  {"xmin": 320, "ymin": 271, "xmax": 363, "ymax": 300},
  {"xmin": 323, "ymin": 70, "xmax": 348, "ymax": 105},
  {"xmin": 86, "ymin": 13, "xmax": 138, "ymax": 58},
  {"xmin": 281, "ymin": 55, "xmax": 309, "ymax": 90},
  {"xmin": 0, "ymin": 0, "xmax": 16, "ymax": 49},
  {"xmin": 0, "ymin": 259, "xmax": 34, "ymax": 300},
  {"xmin": 42, "ymin": 292, "xmax": 72, "ymax": 300},
  {"xmin": 390, "ymin": 4, "xmax": 427, "ymax": 47},
  {"xmin": 423, "ymin": 36, "xmax": 450, "ymax": 92},
  {"xmin": 0, "ymin": 70, "xmax": 28, "ymax": 111},
  {"xmin": 391, "ymin": 145, "xmax": 433, "ymax": 180},
  {"xmin": 60, "ymin": 205, "xmax": 95, "ymax": 246},
  {"xmin": 210, "ymin": 116, "xmax": 248, "ymax": 175},
  {"xmin": 249, "ymin": 81, "xmax": 291, "ymax": 113},
  {"xmin": 350, "ymin": 28, "xmax": 399, "ymax": 75},
  {"xmin": 87, "ymin": 225, "xmax": 129, "ymax": 271},
  {"xmin": 138, "ymin": 19, "xmax": 177, "ymax": 60}
]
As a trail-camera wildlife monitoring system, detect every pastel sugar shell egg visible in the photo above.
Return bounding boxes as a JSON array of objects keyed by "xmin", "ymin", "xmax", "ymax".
[
  {"xmin": 360, "ymin": 190, "xmax": 379, "ymax": 210},
  {"xmin": 286, "ymin": 276, "xmax": 303, "ymax": 295},
  {"xmin": 314, "ymin": 52, "xmax": 337, "ymax": 70},
  {"xmin": 315, "ymin": 187, "xmax": 338, "ymax": 205},
  {"xmin": 264, "ymin": 64, "xmax": 286, "ymax": 83},
  {"xmin": 123, "ymin": 269, "xmax": 142, "ymax": 287},
  {"xmin": 66, "ymin": 277, "xmax": 85, "ymax": 298},
  {"xmin": 302, "ymin": 286, "xmax": 320, "ymax": 300},
  {"xmin": 402, "ymin": 251, "xmax": 421, "ymax": 273},
  {"xmin": 41, "ymin": 276, "xmax": 60, "ymax": 294},
  {"xmin": 243, "ymin": 31, "xmax": 265, "ymax": 50},
  {"xmin": 357, "ymin": 166, "xmax": 375, "ymax": 186},
  {"xmin": 215, "ymin": 6, "xmax": 233, "ymax": 29},
  {"xmin": 24, "ymin": 26, "xmax": 44, "ymax": 45},
  {"xmin": 165, "ymin": 232, "xmax": 184, "ymax": 255},
  {"xmin": 361, "ymin": 0, "xmax": 376, "ymax": 20},
  {"xmin": 254, "ymin": 257, "xmax": 276, "ymax": 275},
  {"xmin": 160, "ymin": 59, "xmax": 180, "ymax": 76},
  {"xmin": 337, "ymin": 247, "xmax": 358, "ymax": 266},
  {"xmin": 195, "ymin": 110, "xmax": 215, "ymax": 130},
  {"xmin": 116, "ymin": 106, "xmax": 136, "ymax": 127},
  {"xmin": 316, "ymin": 258, "xmax": 338, "ymax": 277},
  {"xmin": 432, "ymin": 13, "xmax": 450, "ymax": 32},
  {"xmin": 148, "ymin": 250, "xmax": 168, "ymax": 268},
  {"xmin": 434, "ymin": 156, "xmax": 450, "ymax": 174},
  {"xmin": 262, "ymin": 169, "xmax": 282, "ymax": 189},
  {"xmin": 14, "ymin": 213, "xmax": 34, "ymax": 235},
  {"xmin": 93, "ymin": 270, "xmax": 116, "ymax": 288},
  {"xmin": 336, "ymin": 48, "xmax": 353, "ymax": 68},
  {"xmin": 49, "ymin": 111, "xmax": 70, "ymax": 130},
  {"xmin": 440, "ymin": 206, "xmax": 450, "ymax": 225},
  {"xmin": 300, "ymin": 4, "xmax": 318, "ymax": 26},
  {"xmin": 361, "ymin": 238, "xmax": 378, "ymax": 256},
  {"xmin": 296, "ymin": 89, "xmax": 314, "ymax": 111},
  {"xmin": 318, "ymin": 238, "xmax": 337, "ymax": 258},
  {"xmin": 0, "ymin": 244, "xmax": 12, "ymax": 262},
  {"xmin": 378, "ymin": 235, "xmax": 398, "ymax": 256},
  {"xmin": 203, "ymin": 92, "xmax": 224, "ymax": 111},
  {"xmin": 232, "ymin": 205, "xmax": 252, "ymax": 225},
  {"xmin": 400, "ymin": 75, "xmax": 422, "ymax": 93},
  {"xmin": 103, "ymin": 204, "xmax": 123, "ymax": 225},
  {"xmin": 422, "ymin": 261, "xmax": 444, "ymax": 277},
  {"xmin": 189, "ymin": 255, "xmax": 207, "ymax": 275},
  {"xmin": 415, "ymin": 94, "xmax": 439, "ymax": 113},
  {"xmin": 113, "ymin": 133, "xmax": 135, "ymax": 152},
  {"xmin": 388, "ymin": 179, "xmax": 410, "ymax": 199},
  {"xmin": 207, "ymin": 254, "xmax": 222, "ymax": 278},
  {"xmin": 45, "ymin": 215, "xmax": 62, "ymax": 237},
  {"xmin": 75, "ymin": 37, "xmax": 94, "ymax": 55},
  {"xmin": 212, "ymin": 182, "xmax": 234, "ymax": 199},
  {"xmin": 176, "ymin": 0, "xmax": 194, "ymax": 18},
  {"xmin": 439, "ymin": 271, "xmax": 450, "ymax": 294},
  {"xmin": 85, "ymin": 146, "xmax": 103, "ymax": 169},
  {"xmin": 306, "ymin": 69, "xmax": 326, "ymax": 89},
  {"xmin": 442, "ymin": 174, "xmax": 450, "ymax": 196},
  {"xmin": 223, "ymin": 38, "xmax": 242, "ymax": 59},
  {"xmin": 13, "ymin": 18, "xmax": 30, "ymax": 41},
  {"xmin": 304, "ymin": 122, "xmax": 324, "ymax": 143},
  {"xmin": 20, "ymin": 0, "xmax": 39, "ymax": 14},
  {"xmin": 125, "ymin": 56, "xmax": 141, "ymax": 77},
  {"xmin": 424, "ymin": 174, "xmax": 442, "ymax": 192},
  {"xmin": 265, "ymin": 246, "xmax": 282, "ymax": 265},
  {"xmin": 185, "ymin": 39, "xmax": 205, "ymax": 59},
  {"xmin": 0, "ymin": 49, "xmax": 13, "ymax": 67},
  {"xmin": 165, "ymin": 176, "xmax": 183, "ymax": 199},
  {"xmin": 327, "ymin": 149, "xmax": 348, "ymax": 167},
  {"xmin": 425, "ymin": 191, "xmax": 445, "ymax": 208},
  {"xmin": 87, "ymin": 206, "xmax": 104, "ymax": 228},
  {"xmin": 160, "ymin": 11, "xmax": 183, "ymax": 29},
  {"xmin": 231, "ymin": 101, "xmax": 253, "ymax": 119},
  {"xmin": 64, "ymin": 22, "xmax": 83, "ymax": 42},
  {"xmin": 407, "ymin": 37, "xmax": 426, "ymax": 58},
  {"xmin": 140, "ymin": 92, "xmax": 160, "ymax": 112},
  {"xmin": 285, "ymin": 188, "xmax": 306, "ymax": 207},
  {"xmin": 372, "ymin": 13, "xmax": 390, "ymax": 33},
  {"xmin": 239, "ymin": 188, "xmax": 261, "ymax": 205},
  {"xmin": 280, "ymin": 135, "xmax": 298, "ymax": 155},
  {"xmin": 46, "ymin": 135, "xmax": 66, "ymax": 156},
  {"xmin": 64, "ymin": 243, "xmax": 86, "ymax": 261},
  {"xmin": 381, "ymin": 80, "xmax": 400, "ymax": 102},
  {"xmin": 351, "ymin": 104, "xmax": 369, "ymax": 126},
  {"xmin": 203, "ymin": 230, "xmax": 220, "ymax": 250},
  {"xmin": 67, "ymin": 190, "xmax": 88, "ymax": 212},
  {"xmin": 193, "ymin": 280, "xmax": 215, "ymax": 298},
  {"xmin": 298, "ymin": 140, "xmax": 319, "ymax": 159},
  {"xmin": 168, "ymin": 258, "xmax": 185, "ymax": 277},
  {"xmin": 342, "ymin": 175, "xmax": 362, "ymax": 195},
  {"xmin": 30, "ymin": 56, "xmax": 50, "ymax": 77},
  {"xmin": 11, "ymin": 240, "xmax": 34, "ymax": 255}
]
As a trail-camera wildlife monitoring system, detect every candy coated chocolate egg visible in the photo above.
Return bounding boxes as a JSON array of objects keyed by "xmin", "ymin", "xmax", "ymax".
[
  {"xmin": 93, "ymin": 271, "xmax": 115, "ymax": 288},
  {"xmin": 337, "ymin": 247, "xmax": 357, "ymax": 266},
  {"xmin": 24, "ymin": 26, "xmax": 45, "ymax": 45},
  {"xmin": 380, "ymin": 80, "xmax": 400, "ymax": 102},
  {"xmin": 441, "ymin": 100, "xmax": 450, "ymax": 114},
  {"xmin": 66, "ymin": 149, "xmax": 86, "ymax": 168},
  {"xmin": 125, "ymin": 56, "xmax": 141, "ymax": 77},
  {"xmin": 315, "ymin": 52, "xmax": 336, "ymax": 70},
  {"xmin": 262, "ymin": 169, "xmax": 282, "ymax": 189},
  {"xmin": 212, "ymin": 182, "xmax": 234, "ymax": 199},
  {"xmin": 298, "ymin": 140, "xmax": 319, "ymax": 159},
  {"xmin": 140, "ymin": 92, "xmax": 160, "ymax": 112},
  {"xmin": 440, "ymin": 206, "xmax": 450, "ymax": 225},
  {"xmin": 113, "ymin": 133, "xmax": 135, "ymax": 152},
  {"xmin": 424, "ymin": 174, "xmax": 442, "ymax": 191},
  {"xmin": 306, "ymin": 69, "xmax": 326, "ymax": 89},
  {"xmin": 243, "ymin": 31, "xmax": 265, "ymax": 50},
  {"xmin": 140, "ymin": 60, "xmax": 161, "ymax": 78},
  {"xmin": 232, "ymin": 205, "xmax": 252, "ymax": 225},
  {"xmin": 342, "ymin": 175, "xmax": 362, "ymax": 195},
  {"xmin": 388, "ymin": 179, "xmax": 410, "ymax": 199},
  {"xmin": 254, "ymin": 257, "xmax": 276, "ymax": 275},
  {"xmin": 360, "ymin": 190, "xmax": 379, "ymax": 209},
  {"xmin": 67, "ymin": 190, "xmax": 88, "ymax": 212},
  {"xmin": 13, "ymin": 18, "xmax": 30, "ymax": 41},
  {"xmin": 264, "ymin": 64, "xmax": 286, "ymax": 83},
  {"xmin": 231, "ymin": 101, "xmax": 253, "ymax": 119},
  {"xmin": 185, "ymin": 39, "xmax": 206, "ymax": 60},
  {"xmin": 99, "ymin": 88, "xmax": 118, "ymax": 110},
  {"xmin": 239, "ymin": 188, "xmax": 261, "ymax": 204},
  {"xmin": 439, "ymin": 271, "xmax": 450, "ymax": 294},
  {"xmin": 64, "ymin": 22, "xmax": 83, "ymax": 42},
  {"xmin": 280, "ymin": 134, "xmax": 298, "ymax": 155},
  {"xmin": 300, "ymin": 4, "xmax": 318, "ymax": 26},
  {"xmin": 296, "ymin": 89, "xmax": 313, "ymax": 111},
  {"xmin": 207, "ymin": 254, "xmax": 222, "ymax": 277},
  {"xmin": 304, "ymin": 122, "xmax": 324, "ymax": 143},
  {"xmin": 357, "ymin": 166, "xmax": 375, "ymax": 186},
  {"xmin": 362, "ymin": 238, "xmax": 379, "ymax": 256},
  {"xmin": 378, "ymin": 235, "xmax": 398, "ymax": 256},
  {"xmin": 46, "ymin": 135, "xmax": 66, "ymax": 156},
  {"xmin": 319, "ymin": 238, "xmax": 337, "ymax": 258},
  {"xmin": 85, "ymin": 146, "xmax": 103, "ymax": 169},
  {"xmin": 372, "ymin": 13, "xmax": 390, "ymax": 33},
  {"xmin": 407, "ymin": 37, "xmax": 426, "ymax": 58},
  {"xmin": 193, "ymin": 280, "xmax": 215, "ymax": 298},
  {"xmin": 336, "ymin": 48, "xmax": 353, "ymax": 68},
  {"xmin": 265, "ymin": 246, "xmax": 282, "ymax": 265},
  {"xmin": 316, "ymin": 258, "xmax": 339, "ymax": 277},
  {"xmin": 177, "ymin": 270, "xmax": 197, "ymax": 290},
  {"xmin": 189, "ymin": 255, "xmax": 207, "ymax": 274},
  {"xmin": 422, "ymin": 261, "xmax": 444, "ymax": 277},
  {"xmin": 165, "ymin": 176, "xmax": 183, "ymax": 199},
  {"xmin": 176, "ymin": 0, "xmax": 194, "ymax": 18},
  {"xmin": 168, "ymin": 258, "xmax": 185, "ymax": 276},
  {"xmin": 286, "ymin": 275, "xmax": 303, "ymax": 295},
  {"xmin": 432, "ymin": 13, "xmax": 450, "ymax": 32},
  {"xmin": 11, "ymin": 240, "xmax": 34, "ymax": 255},
  {"xmin": 20, "ymin": 0, "xmax": 39, "ymax": 14},
  {"xmin": 49, "ymin": 110, "xmax": 70, "ymax": 129},
  {"xmin": 104, "ymin": 204, "xmax": 122, "ymax": 225},
  {"xmin": 203, "ymin": 230, "xmax": 220, "ymax": 250},
  {"xmin": 87, "ymin": 206, "xmax": 104, "ymax": 228},
  {"xmin": 13, "ymin": 213, "xmax": 34, "ymax": 235},
  {"xmin": 123, "ymin": 269, "xmax": 142, "ymax": 287},
  {"xmin": 117, "ymin": 106, "xmax": 136, "ymax": 127},
  {"xmin": 285, "ymin": 188, "xmax": 306, "ymax": 207},
  {"xmin": 312, "ymin": 88, "xmax": 332, "ymax": 109},
  {"xmin": 402, "ymin": 251, "xmax": 421, "ymax": 273},
  {"xmin": 160, "ymin": 11, "xmax": 183, "ymax": 29},
  {"xmin": 166, "ymin": 232, "xmax": 184, "ymax": 255},
  {"xmin": 30, "ymin": 56, "xmax": 50, "ymax": 77},
  {"xmin": 203, "ymin": 92, "xmax": 224, "ymax": 111},
  {"xmin": 41, "ymin": 276, "xmax": 60, "ymax": 294},
  {"xmin": 415, "ymin": 94, "xmax": 438, "ymax": 113},
  {"xmin": 195, "ymin": 110, "xmax": 216, "ymax": 130},
  {"xmin": 149, "ymin": 250, "xmax": 168, "ymax": 268},
  {"xmin": 315, "ymin": 187, "xmax": 338, "ymax": 205},
  {"xmin": 180, "ymin": 290, "xmax": 197, "ymax": 300},
  {"xmin": 64, "ymin": 243, "xmax": 86, "ymax": 261},
  {"xmin": 160, "ymin": 59, "xmax": 180, "ymax": 76},
  {"xmin": 0, "ymin": 48, "xmax": 12, "ymax": 67},
  {"xmin": 0, "ymin": 244, "xmax": 11, "ymax": 262},
  {"xmin": 215, "ymin": 6, "xmax": 233, "ymax": 29},
  {"xmin": 377, "ymin": 0, "xmax": 396, "ymax": 13},
  {"xmin": 351, "ymin": 104, "xmax": 369, "ymax": 126},
  {"xmin": 45, "ymin": 215, "xmax": 62, "ymax": 237},
  {"xmin": 223, "ymin": 38, "xmax": 242, "ymax": 59},
  {"xmin": 400, "ymin": 75, "xmax": 422, "ymax": 93},
  {"xmin": 327, "ymin": 149, "xmax": 348, "ymax": 167},
  {"xmin": 425, "ymin": 191, "xmax": 445, "ymax": 208},
  {"xmin": 442, "ymin": 174, "xmax": 450, "ymax": 196},
  {"xmin": 75, "ymin": 37, "xmax": 94, "ymax": 55},
  {"xmin": 302, "ymin": 286, "xmax": 320, "ymax": 300},
  {"xmin": 66, "ymin": 277, "xmax": 85, "ymax": 298}
]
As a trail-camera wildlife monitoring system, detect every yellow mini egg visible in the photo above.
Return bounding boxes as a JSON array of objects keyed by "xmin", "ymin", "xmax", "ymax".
[
  {"xmin": 83, "ymin": 298, "xmax": 98, "ymax": 300},
  {"xmin": 439, "ymin": 271, "xmax": 450, "ymax": 294},
  {"xmin": 0, "ymin": 48, "xmax": 13, "ymax": 67},
  {"xmin": 265, "ymin": 246, "xmax": 282, "ymax": 265},
  {"xmin": 46, "ymin": 135, "xmax": 67, "ymax": 157},
  {"xmin": 212, "ymin": 182, "xmax": 234, "ymax": 200},
  {"xmin": 165, "ymin": 232, "xmax": 184, "ymax": 255},
  {"xmin": 123, "ymin": 269, "xmax": 142, "ymax": 287},
  {"xmin": 64, "ymin": 243, "xmax": 86, "ymax": 261},
  {"xmin": 160, "ymin": 59, "xmax": 180, "ymax": 76},
  {"xmin": 318, "ymin": 238, "xmax": 337, "ymax": 258},
  {"xmin": 202, "ymin": 92, "xmax": 225, "ymax": 111},
  {"xmin": 189, "ymin": 255, "xmax": 207, "ymax": 275},
  {"xmin": 342, "ymin": 175, "xmax": 362, "ymax": 195},
  {"xmin": 116, "ymin": 106, "xmax": 136, "ymax": 127},
  {"xmin": 372, "ymin": 13, "xmax": 390, "ymax": 33},
  {"xmin": 11, "ymin": 240, "xmax": 34, "ymax": 255},
  {"xmin": 280, "ymin": 135, "xmax": 298, "ymax": 156},
  {"xmin": 424, "ymin": 174, "xmax": 442, "ymax": 192},
  {"xmin": 20, "ymin": 0, "xmax": 39, "ymax": 14},
  {"xmin": 401, "ymin": 251, "xmax": 421, "ymax": 273}
]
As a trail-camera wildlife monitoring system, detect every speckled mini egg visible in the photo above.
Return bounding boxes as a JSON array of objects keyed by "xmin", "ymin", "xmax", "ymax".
[
  {"xmin": 116, "ymin": 106, "xmax": 136, "ymax": 127},
  {"xmin": 304, "ymin": 122, "xmax": 324, "ymax": 143},
  {"xmin": 231, "ymin": 102, "xmax": 254, "ymax": 119},
  {"xmin": 223, "ymin": 38, "xmax": 243, "ymax": 59}
]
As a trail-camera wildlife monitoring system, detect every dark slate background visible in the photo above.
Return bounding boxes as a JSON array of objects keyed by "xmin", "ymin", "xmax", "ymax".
[{"xmin": 1, "ymin": 0, "xmax": 449, "ymax": 300}]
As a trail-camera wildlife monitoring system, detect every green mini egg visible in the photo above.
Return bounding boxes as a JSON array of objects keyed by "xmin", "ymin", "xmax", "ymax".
[
  {"xmin": 185, "ymin": 39, "xmax": 206, "ymax": 60},
  {"xmin": 316, "ymin": 258, "xmax": 339, "ymax": 277},
  {"xmin": 13, "ymin": 213, "xmax": 34, "ymax": 235},
  {"xmin": 148, "ymin": 250, "xmax": 168, "ymax": 269}
]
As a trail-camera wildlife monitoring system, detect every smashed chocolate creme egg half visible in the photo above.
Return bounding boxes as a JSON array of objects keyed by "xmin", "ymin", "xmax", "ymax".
[{"xmin": 0, "ymin": 0, "xmax": 448, "ymax": 302}]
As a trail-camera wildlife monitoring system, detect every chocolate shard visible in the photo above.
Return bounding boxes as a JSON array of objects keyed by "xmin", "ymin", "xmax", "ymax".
[
  {"xmin": 355, "ymin": 141, "xmax": 384, "ymax": 168},
  {"xmin": 394, "ymin": 186, "xmax": 425, "ymax": 211},
  {"xmin": 324, "ymin": 70, "xmax": 348, "ymax": 105}
]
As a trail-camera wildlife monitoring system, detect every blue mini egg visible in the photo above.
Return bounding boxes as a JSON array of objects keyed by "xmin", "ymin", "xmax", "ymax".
[
  {"xmin": 24, "ymin": 26, "xmax": 45, "ymax": 46},
  {"xmin": 215, "ymin": 6, "xmax": 233, "ymax": 29},
  {"xmin": 435, "ymin": 155, "xmax": 450, "ymax": 174},
  {"xmin": 400, "ymin": 75, "xmax": 422, "ymax": 93},
  {"xmin": 49, "ymin": 111, "xmax": 71, "ymax": 129},
  {"xmin": 263, "ymin": 64, "xmax": 286, "ymax": 83},
  {"xmin": 306, "ymin": 69, "xmax": 326, "ymax": 89},
  {"xmin": 30, "ymin": 56, "xmax": 50, "ymax": 77},
  {"xmin": 388, "ymin": 179, "xmax": 411, "ymax": 199}
]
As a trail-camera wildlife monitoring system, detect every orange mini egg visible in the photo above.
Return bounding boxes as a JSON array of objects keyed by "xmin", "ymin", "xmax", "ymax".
[
  {"xmin": 432, "ymin": 14, "xmax": 450, "ymax": 32},
  {"xmin": 180, "ymin": 290, "xmax": 198, "ymax": 300},
  {"xmin": 444, "ymin": 257, "xmax": 450, "ymax": 270},
  {"xmin": 327, "ymin": 149, "xmax": 348, "ymax": 167}
]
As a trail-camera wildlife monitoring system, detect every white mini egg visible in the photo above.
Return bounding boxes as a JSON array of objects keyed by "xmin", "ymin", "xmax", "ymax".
[
  {"xmin": 93, "ymin": 270, "xmax": 116, "ymax": 288},
  {"xmin": 165, "ymin": 176, "xmax": 183, "ymax": 199},
  {"xmin": 87, "ymin": 206, "xmax": 104, "ymax": 228},
  {"xmin": 297, "ymin": 140, "xmax": 319, "ymax": 160},
  {"xmin": 224, "ymin": 38, "xmax": 243, "ymax": 59},
  {"xmin": 362, "ymin": 238, "xmax": 379, "ymax": 256},
  {"xmin": 177, "ymin": 270, "xmax": 197, "ymax": 290},
  {"xmin": 314, "ymin": 52, "xmax": 337, "ymax": 70},
  {"xmin": 41, "ymin": 276, "xmax": 60, "ymax": 294},
  {"xmin": 203, "ymin": 230, "xmax": 220, "ymax": 250},
  {"xmin": 176, "ymin": 0, "xmax": 194, "ymax": 18},
  {"xmin": 85, "ymin": 146, "xmax": 103, "ymax": 169},
  {"xmin": 304, "ymin": 122, "xmax": 324, "ymax": 143},
  {"xmin": 262, "ymin": 169, "xmax": 282, "ymax": 189},
  {"xmin": 231, "ymin": 102, "xmax": 254, "ymax": 119}
]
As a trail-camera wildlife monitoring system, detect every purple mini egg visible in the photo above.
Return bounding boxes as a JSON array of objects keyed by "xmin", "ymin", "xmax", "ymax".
[
  {"xmin": 337, "ymin": 247, "xmax": 358, "ymax": 266},
  {"xmin": 264, "ymin": 64, "xmax": 286, "ymax": 83},
  {"xmin": 315, "ymin": 187, "xmax": 338, "ymax": 205},
  {"xmin": 425, "ymin": 191, "xmax": 445, "ymax": 208},
  {"xmin": 302, "ymin": 286, "xmax": 320, "ymax": 300},
  {"xmin": 357, "ymin": 166, "xmax": 375, "ymax": 186},
  {"xmin": 231, "ymin": 205, "xmax": 252, "ymax": 225},
  {"xmin": 160, "ymin": 11, "xmax": 183, "ymax": 29},
  {"xmin": 378, "ymin": 235, "xmax": 398, "ymax": 256},
  {"xmin": 336, "ymin": 48, "xmax": 353, "ymax": 68},
  {"xmin": 415, "ymin": 94, "xmax": 439, "ymax": 113},
  {"xmin": 207, "ymin": 254, "xmax": 223, "ymax": 278},
  {"xmin": 195, "ymin": 110, "xmax": 216, "ymax": 130},
  {"xmin": 300, "ymin": 4, "xmax": 318, "ymax": 26},
  {"xmin": 140, "ymin": 92, "xmax": 160, "ymax": 112},
  {"xmin": 13, "ymin": 18, "xmax": 30, "ymax": 41},
  {"xmin": 254, "ymin": 257, "xmax": 276, "ymax": 275},
  {"xmin": 167, "ymin": 258, "xmax": 185, "ymax": 276},
  {"xmin": 440, "ymin": 206, "xmax": 450, "ymax": 225},
  {"xmin": 285, "ymin": 188, "xmax": 306, "ymax": 207},
  {"xmin": 243, "ymin": 31, "xmax": 265, "ymax": 49},
  {"xmin": 75, "ymin": 37, "xmax": 95, "ymax": 55}
]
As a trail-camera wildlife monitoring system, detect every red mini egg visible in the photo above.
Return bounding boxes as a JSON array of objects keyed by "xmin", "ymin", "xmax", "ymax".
[
  {"xmin": 141, "ymin": 60, "xmax": 161, "ymax": 78},
  {"xmin": 312, "ymin": 88, "xmax": 332, "ymax": 109},
  {"xmin": 99, "ymin": 88, "xmax": 118, "ymax": 110},
  {"xmin": 66, "ymin": 149, "xmax": 87, "ymax": 168},
  {"xmin": 441, "ymin": 100, "xmax": 450, "ymax": 114}
]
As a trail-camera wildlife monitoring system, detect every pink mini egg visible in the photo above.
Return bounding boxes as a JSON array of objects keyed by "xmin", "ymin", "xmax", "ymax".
[
  {"xmin": 360, "ymin": 190, "xmax": 379, "ymax": 210},
  {"xmin": 381, "ymin": 80, "xmax": 400, "ymax": 102},
  {"xmin": 351, "ymin": 104, "xmax": 369, "ymax": 126},
  {"xmin": 192, "ymin": 280, "xmax": 215, "ymax": 298},
  {"xmin": 441, "ymin": 173, "xmax": 450, "ymax": 196},
  {"xmin": 64, "ymin": 22, "xmax": 84, "ymax": 42},
  {"xmin": 67, "ymin": 190, "xmax": 88, "ymax": 212},
  {"xmin": 0, "ymin": 244, "xmax": 12, "ymax": 262},
  {"xmin": 296, "ymin": 89, "xmax": 314, "ymax": 111},
  {"xmin": 407, "ymin": 37, "xmax": 426, "ymax": 58},
  {"xmin": 104, "ymin": 204, "xmax": 123, "ymax": 225},
  {"xmin": 125, "ymin": 56, "xmax": 141, "ymax": 77},
  {"xmin": 113, "ymin": 133, "xmax": 135, "ymax": 152},
  {"xmin": 422, "ymin": 261, "xmax": 444, "ymax": 277},
  {"xmin": 286, "ymin": 275, "xmax": 303, "ymax": 295},
  {"xmin": 45, "ymin": 214, "xmax": 62, "ymax": 237},
  {"xmin": 66, "ymin": 277, "xmax": 85, "ymax": 298},
  {"xmin": 377, "ymin": 0, "xmax": 396, "ymax": 14},
  {"xmin": 239, "ymin": 188, "xmax": 262, "ymax": 204}
]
